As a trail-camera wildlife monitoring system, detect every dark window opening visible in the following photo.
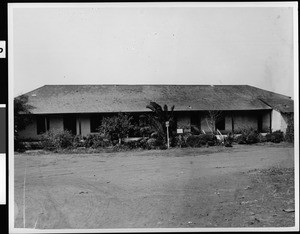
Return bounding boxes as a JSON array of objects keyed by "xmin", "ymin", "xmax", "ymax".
[
  {"xmin": 191, "ymin": 112, "xmax": 201, "ymax": 134},
  {"xmin": 37, "ymin": 116, "xmax": 49, "ymax": 135},
  {"xmin": 63, "ymin": 115, "xmax": 76, "ymax": 135},
  {"xmin": 258, "ymin": 114, "xmax": 263, "ymax": 133},
  {"xmin": 90, "ymin": 114, "xmax": 103, "ymax": 133},
  {"xmin": 216, "ymin": 116, "xmax": 225, "ymax": 131}
]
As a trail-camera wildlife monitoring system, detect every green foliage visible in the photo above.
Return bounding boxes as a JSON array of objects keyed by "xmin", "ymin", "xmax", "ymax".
[
  {"xmin": 266, "ymin": 130, "xmax": 284, "ymax": 143},
  {"xmin": 174, "ymin": 135, "xmax": 187, "ymax": 148},
  {"xmin": 145, "ymin": 102, "xmax": 175, "ymax": 146},
  {"xmin": 146, "ymin": 138, "xmax": 159, "ymax": 149},
  {"xmin": 72, "ymin": 135, "xmax": 86, "ymax": 148},
  {"xmin": 285, "ymin": 115, "xmax": 294, "ymax": 143},
  {"xmin": 83, "ymin": 134, "xmax": 110, "ymax": 148},
  {"xmin": 14, "ymin": 95, "xmax": 35, "ymax": 133},
  {"xmin": 185, "ymin": 134, "xmax": 217, "ymax": 147},
  {"xmin": 14, "ymin": 95, "xmax": 35, "ymax": 152},
  {"xmin": 139, "ymin": 126, "xmax": 153, "ymax": 137},
  {"xmin": 41, "ymin": 129, "xmax": 74, "ymax": 150},
  {"xmin": 14, "ymin": 137, "xmax": 26, "ymax": 152},
  {"xmin": 186, "ymin": 135, "xmax": 202, "ymax": 147},
  {"xmin": 123, "ymin": 137, "xmax": 148, "ymax": 150},
  {"xmin": 235, "ymin": 127, "xmax": 260, "ymax": 145},
  {"xmin": 224, "ymin": 133, "xmax": 234, "ymax": 147},
  {"xmin": 99, "ymin": 113, "xmax": 134, "ymax": 143}
]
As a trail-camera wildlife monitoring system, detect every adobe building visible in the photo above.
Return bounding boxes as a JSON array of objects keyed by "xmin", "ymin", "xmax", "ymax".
[{"xmin": 16, "ymin": 85, "xmax": 294, "ymax": 140}]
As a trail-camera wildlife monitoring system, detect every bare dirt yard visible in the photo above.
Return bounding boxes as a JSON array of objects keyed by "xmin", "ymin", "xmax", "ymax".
[{"xmin": 14, "ymin": 142, "xmax": 295, "ymax": 229}]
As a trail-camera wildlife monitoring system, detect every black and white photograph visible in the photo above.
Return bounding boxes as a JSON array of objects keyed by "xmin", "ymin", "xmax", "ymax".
[{"xmin": 8, "ymin": 2, "xmax": 298, "ymax": 232}]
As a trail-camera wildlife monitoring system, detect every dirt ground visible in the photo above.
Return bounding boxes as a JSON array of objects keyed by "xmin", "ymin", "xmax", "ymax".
[{"xmin": 14, "ymin": 143, "xmax": 295, "ymax": 229}]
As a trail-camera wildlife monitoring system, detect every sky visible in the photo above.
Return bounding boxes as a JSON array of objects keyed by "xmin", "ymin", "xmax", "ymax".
[{"xmin": 10, "ymin": 3, "xmax": 296, "ymax": 98}]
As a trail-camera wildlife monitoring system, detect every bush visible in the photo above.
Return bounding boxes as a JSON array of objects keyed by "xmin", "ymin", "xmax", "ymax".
[
  {"xmin": 235, "ymin": 128, "xmax": 260, "ymax": 145},
  {"xmin": 139, "ymin": 126, "xmax": 153, "ymax": 137},
  {"xmin": 235, "ymin": 134, "xmax": 247, "ymax": 144},
  {"xmin": 174, "ymin": 135, "xmax": 187, "ymax": 148},
  {"xmin": 22, "ymin": 141, "xmax": 43, "ymax": 150},
  {"xmin": 73, "ymin": 135, "xmax": 86, "ymax": 148},
  {"xmin": 266, "ymin": 130, "xmax": 284, "ymax": 143},
  {"xmin": 185, "ymin": 134, "xmax": 217, "ymax": 147},
  {"xmin": 285, "ymin": 115, "xmax": 294, "ymax": 143},
  {"xmin": 99, "ymin": 113, "xmax": 134, "ymax": 143},
  {"xmin": 199, "ymin": 134, "xmax": 217, "ymax": 145},
  {"xmin": 83, "ymin": 134, "xmax": 110, "ymax": 148},
  {"xmin": 257, "ymin": 134, "xmax": 267, "ymax": 143},
  {"xmin": 224, "ymin": 133, "xmax": 234, "ymax": 147},
  {"xmin": 150, "ymin": 131, "xmax": 159, "ymax": 139},
  {"xmin": 14, "ymin": 136, "xmax": 26, "ymax": 152},
  {"xmin": 146, "ymin": 138, "xmax": 159, "ymax": 149},
  {"xmin": 41, "ymin": 130, "xmax": 74, "ymax": 150},
  {"xmin": 246, "ymin": 131, "xmax": 259, "ymax": 144},
  {"xmin": 123, "ymin": 137, "xmax": 148, "ymax": 149},
  {"xmin": 186, "ymin": 135, "xmax": 201, "ymax": 147}
]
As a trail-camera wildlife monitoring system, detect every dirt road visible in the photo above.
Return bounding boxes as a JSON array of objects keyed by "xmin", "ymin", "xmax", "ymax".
[{"xmin": 14, "ymin": 143, "xmax": 295, "ymax": 229}]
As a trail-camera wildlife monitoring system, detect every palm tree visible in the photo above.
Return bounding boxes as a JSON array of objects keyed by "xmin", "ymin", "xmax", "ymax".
[{"xmin": 145, "ymin": 102, "xmax": 175, "ymax": 145}]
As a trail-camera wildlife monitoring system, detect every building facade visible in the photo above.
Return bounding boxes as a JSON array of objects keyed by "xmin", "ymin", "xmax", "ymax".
[{"xmin": 16, "ymin": 85, "xmax": 294, "ymax": 140}]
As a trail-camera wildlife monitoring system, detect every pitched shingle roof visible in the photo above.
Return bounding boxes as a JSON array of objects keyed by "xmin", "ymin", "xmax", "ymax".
[{"xmin": 21, "ymin": 85, "xmax": 294, "ymax": 114}]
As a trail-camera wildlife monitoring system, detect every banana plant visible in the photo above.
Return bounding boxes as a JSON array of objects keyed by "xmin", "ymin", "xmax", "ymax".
[{"xmin": 145, "ymin": 102, "xmax": 175, "ymax": 144}]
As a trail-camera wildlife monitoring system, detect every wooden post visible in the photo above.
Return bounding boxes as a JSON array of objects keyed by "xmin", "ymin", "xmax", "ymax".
[{"xmin": 166, "ymin": 121, "xmax": 170, "ymax": 149}]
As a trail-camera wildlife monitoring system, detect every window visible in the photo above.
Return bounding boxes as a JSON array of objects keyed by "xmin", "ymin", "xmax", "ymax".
[
  {"xmin": 257, "ymin": 114, "xmax": 263, "ymax": 133},
  {"xmin": 191, "ymin": 112, "xmax": 201, "ymax": 134},
  {"xmin": 90, "ymin": 114, "xmax": 103, "ymax": 133},
  {"xmin": 216, "ymin": 116, "xmax": 225, "ymax": 131},
  {"xmin": 63, "ymin": 115, "xmax": 77, "ymax": 135},
  {"xmin": 37, "ymin": 116, "xmax": 49, "ymax": 134}
]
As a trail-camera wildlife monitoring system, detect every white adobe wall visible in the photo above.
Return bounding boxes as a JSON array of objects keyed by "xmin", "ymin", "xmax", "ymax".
[
  {"xmin": 76, "ymin": 115, "xmax": 91, "ymax": 136},
  {"xmin": 271, "ymin": 110, "xmax": 288, "ymax": 132},
  {"xmin": 49, "ymin": 116, "xmax": 63, "ymax": 131},
  {"xmin": 18, "ymin": 115, "xmax": 64, "ymax": 140},
  {"xmin": 233, "ymin": 113, "xmax": 257, "ymax": 131},
  {"xmin": 225, "ymin": 116, "xmax": 233, "ymax": 131}
]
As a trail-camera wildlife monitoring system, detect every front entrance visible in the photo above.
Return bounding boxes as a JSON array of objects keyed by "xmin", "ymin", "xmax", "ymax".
[
  {"xmin": 63, "ymin": 115, "xmax": 77, "ymax": 135},
  {"xmin": 216, "ymin": 115, "xmax": 225, "ymax": 131},
  {"xmin": 258, "ymin": 114, "xmax": 263, "ymax": 133}
]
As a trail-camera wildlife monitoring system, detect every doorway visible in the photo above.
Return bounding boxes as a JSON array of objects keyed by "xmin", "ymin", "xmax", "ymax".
[
  {"xmin": 63, "ymin": 115, "xmax": 77, "ymax": 135},
  {"xmin": 258, "ymin": 114, "xmax": 263, "ymax": 133}
]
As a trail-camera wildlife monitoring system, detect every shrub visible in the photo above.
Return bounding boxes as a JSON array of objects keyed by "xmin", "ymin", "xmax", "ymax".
[
  {"xmin": 186, "ymin": 135, "xmax": 201, "ymax": 147},
  {"xmin": 99, "ymin": 113, "xmax": 134, "ymax": 143},
  {"xmin": 14, "ymin": 136, "xmax": 26, "ymax": 152},
  {"xmin": 246, "ymin": 131, "xmax": 259, "ymax": 144},
  {"xmin": 123, "ymin": 137, "xmax": 148, "ymax": 149},
  {"xmin": 23, "ymin": 141, "xmax": 43, "ymax": 150},
  {"xmin": 224, "ymin": 133, "xmax": 234, "ymax": 147},
  {"xmin": 266, "ymin": 130, "xmax": 284, "ymax": 143},
  {"xmin": 185, "ymin": 134, "xmax": 217, "ymax": 147},
  {"xmin": 235, "ymin": 128, "xmax": 260, "ymax": 145},
  {"xmin": 235, "ymin": 134, "xmax": 247, "ymax": 144},
  {"xmin": 257, "ymin": 134, "xmax": 267, "ymax": 143},
  {"xmin": 150, "ymin": 131, "xmax": 159, "ymax": 138},
  {"xmin": 174, "ymin": 135, "xmax": 187, "ymax": 148},
  {"xmin": 83, "ymin": 134, "xmax": 110, "ymax": 148},
  {"xmin": 285, "ymin": 115, "xmax": 294, "ymax": 143},
  {"xmin": 73, "ymin": 135, "xmax": 86, "ymax": 148},
  {"xmin": 41, "ymin": 129, "xmax": 74, "ymax": 150},
  {"xmin": 199, "ymin": 134, "xmax": 217, "ymax": 145},
  {"xmin": 146, "ymin": 138, "xmax": 159, "ymax": 149},
  {"xmin": 139, "ymin": 126, "xmax": 153, "ymax": 137}
]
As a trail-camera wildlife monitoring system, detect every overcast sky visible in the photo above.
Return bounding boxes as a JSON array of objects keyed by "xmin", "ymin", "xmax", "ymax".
[{"xmin": 10, "ymin": 3, "xmax": 295, "ymax": 98}]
